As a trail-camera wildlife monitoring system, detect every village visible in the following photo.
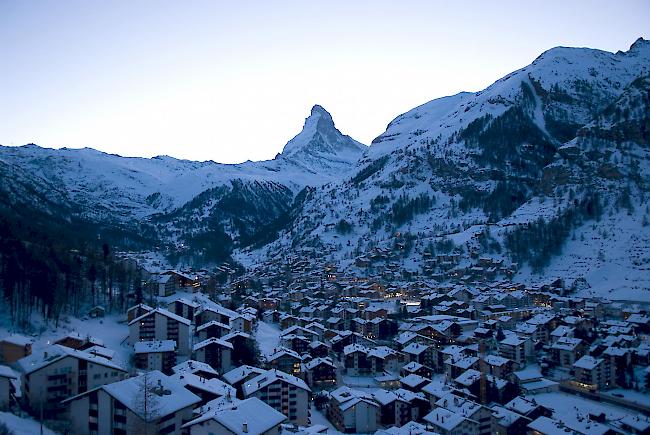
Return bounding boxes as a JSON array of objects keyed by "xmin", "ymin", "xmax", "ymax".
[{"xmin": 1, "ymin": 256, "xmax": 649, "ymax": 435}]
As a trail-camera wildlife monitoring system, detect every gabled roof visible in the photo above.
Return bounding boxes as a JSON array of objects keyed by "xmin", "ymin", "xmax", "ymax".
[
  {"xmin": 222, "ymin": 365, "xmax": 267, "ymax": 385},
  {"xmin": 193, "ymin": 337, "xmax": 234, "ymax": 352},
  {"xmin": 242, "ymin": 369, "xmax": 310, "ymax": 396},
  {"xmin": 129, "ymin": 307, "xmax": 191, "ymax": 326},
  {"xmin": 18, "ymin": 345, "xmax": 126, "ymax": 375}
]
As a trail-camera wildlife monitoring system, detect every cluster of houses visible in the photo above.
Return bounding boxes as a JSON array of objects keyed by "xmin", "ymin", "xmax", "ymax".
[{"xmin": 1, "ymin": 259, "xmax": 650, "ymax": 435}]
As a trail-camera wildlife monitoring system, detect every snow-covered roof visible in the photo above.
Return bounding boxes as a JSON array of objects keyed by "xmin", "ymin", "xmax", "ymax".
[
  {"xmin": 134, "ymin": 340, "xmax": 176, "ymax": 354},
  {"xmin": 0, "ymin": 365, "xmax": 17, "ymax": 379},
  {"xmin": 573, "ymin": 355, "xmax": 602, "ymax": 370},
  {"xmin": 242, "ymin": 369, "xmax": 310, "ymax": 396},
  {"xmin": 183, "ymin": 397, "xmax": 286, "ymax": 433},
  {"xmin": 1, "ymin": 334, "xmax": 32, "ymax": 346},
  {"xmin": 173, "ymin": 360, "xmax": 218, "ymax": 377},
  {"xmin": 171, "ymin": 372, "xmax": 235, "ymax": 398},
  {"xmin": 102, "ymin": 371, "xmax": 201, "ymax": 420},
  {"xmin": 129, "ymin": 307, "xmax": 191, "ymax": 326},
  {"xmin": 193, "ymin": 336, "xmax": 234, "ymax": 352},
  {"xmin": 222, "ymin": 365, "xmax": 267, "ymax": 385},
  {"xmin": 18, "ymin": 345, "xmax": 126, "ymax": 375},
  {"xmin": 424, "ymin": 407, "xmax": 470, "ymax": 430}
]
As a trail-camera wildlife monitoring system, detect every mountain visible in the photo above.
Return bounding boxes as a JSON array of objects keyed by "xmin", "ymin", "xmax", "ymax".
[
  {"xmin": 278, "ymin": 105, "xmax": 367, "ymax": 175},
  {"xmin": 0, "ymin": 105, "xmax": 366, "ymax": 262},
  {"xmin": 250, "ymin": 38, "xmax": 650, "ymax": 300}
]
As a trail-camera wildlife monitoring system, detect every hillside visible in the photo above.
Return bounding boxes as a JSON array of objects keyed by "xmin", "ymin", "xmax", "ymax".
[{"xmin": 246, "ymin": 38, "xmax": 650, "ymax": 300}]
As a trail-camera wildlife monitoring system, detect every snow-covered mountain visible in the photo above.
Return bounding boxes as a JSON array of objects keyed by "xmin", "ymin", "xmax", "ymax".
[
  {"xmin": 0, "ymin": 105, "xmax": 367, "ymax": 260},
  {"xmin": 250, "ymin": 38, "xmax": 650, "ymax": 300}
]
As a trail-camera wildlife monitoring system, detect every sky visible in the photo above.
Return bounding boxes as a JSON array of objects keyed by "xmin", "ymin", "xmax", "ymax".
[{"xmin": 1, "ymin": 1, "xmax": 649, "ymax": 164}]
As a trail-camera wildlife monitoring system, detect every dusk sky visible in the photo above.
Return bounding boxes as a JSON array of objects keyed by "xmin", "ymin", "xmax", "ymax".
[{"xmin": 1, "ymin": 0, "xmax": 649, "ymax": 164}]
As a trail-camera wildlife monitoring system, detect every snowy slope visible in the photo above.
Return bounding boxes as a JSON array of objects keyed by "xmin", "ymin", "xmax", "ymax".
[
  {"xmin": 249, "ymin": 38, "xmax": 650, "ymax": 300},
  {"xmin": 0, "ymin": 105, "xmax": 366, "ymax": 219}
]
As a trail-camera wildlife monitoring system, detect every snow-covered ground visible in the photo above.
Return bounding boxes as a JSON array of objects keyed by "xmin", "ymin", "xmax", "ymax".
[
  {"xmin": 255, "ymin": 321, "xmax": 281, "ymax": 358},
  {"xmin": 0, "ymin": 411, "xmax": 57, "ymax": 435},
  {"xmin": 309, "ymin": 407, "xmax": 344, "ymax": 435},
  {"xmin": 530, "ymin": 392, "xmax": 645, "ymax": 430}
]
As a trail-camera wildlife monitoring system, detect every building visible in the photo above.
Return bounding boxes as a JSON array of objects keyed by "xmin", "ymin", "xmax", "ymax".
[
  {"xmin": 572, "ymin": 355, "xmax": 607, "ymax": 391},
  {"xmin": 182, "ymin": 397, "xmax": 286, "ymax": 435},
  {"xmin": 424, "ymin": 407, "xmax": 478, "ymax": 435},
  {"xmin": 498, "ymin": 336, "xmax": 529, "ymax": 368},
  {"xmin": 0, "ymin": 365, "xmax": 17, "ymax": 410},
  {"xmin": 64, "ymin": 370, "xmax": 201, "ymax": 435},
  {"xmin": 129, "ymin": 308, "xmax": 192, "ymax": 356},
  {"xmin": 242, "ymin": 369, "xmax": 311, "ymax": 426},
  {"xmin": 134, "ymin": 340, "xmax": 177, "ymax": 374},
  {"xmin": 0, "ymin": 334, "xmax": 32, "ymax": 364},
  {"xmin": 18, "ymin": 345, "xmax": 128, "ymax": 417},
  {"xmin": 303, "ymin": 357, "xmax": 338, "ymax": 388},
  {"xmin": 193, "ymin": 337, "xmax": 234, "ymax": 375},
  {"xmin": 266, "ymin": 347, "xmax": 303, "ymax": 376},
  {"xmin": 328, "ymin": 386, "xmax": 380, "ymax": 434}
]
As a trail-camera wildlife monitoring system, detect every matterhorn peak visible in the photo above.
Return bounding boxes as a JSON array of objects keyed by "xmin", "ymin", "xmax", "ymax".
[{"xmin": 277, "ymin": 104, "xmax": 366, "ymax": 173}]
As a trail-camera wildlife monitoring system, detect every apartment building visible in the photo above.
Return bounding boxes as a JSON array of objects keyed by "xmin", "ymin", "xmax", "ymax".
[
  {"xmin": 129, "ymin": 308, "xmax": 191, "ymax": 356},
  {"xmin": 64, "ymin": 370, "xmax": 201, "ymax": 435},
  {"xmin": 18, "ymin": 345, "xmax": 127, "ymax": 417},
  {"xmin": 242, "ymin": 369, "xmax": 311, "ymax": 426}
]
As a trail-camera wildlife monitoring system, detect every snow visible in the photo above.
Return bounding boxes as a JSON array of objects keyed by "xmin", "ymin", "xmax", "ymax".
[
  {"xmin": 255, "ymin": 321, "xmax": 281, "ymax": 358},
  {"xmin": 0, "ymin": 412, "xmax": 57, "ymax": 435},
  {"xmin": 530, "ymin": 392, "xmax": 645, "ymax": 432}
]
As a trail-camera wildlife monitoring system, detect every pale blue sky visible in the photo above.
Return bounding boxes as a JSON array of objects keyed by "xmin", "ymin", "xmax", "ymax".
[{"xmin": 1, "ymin": 1, "xmax": 648, "ymax": 163}]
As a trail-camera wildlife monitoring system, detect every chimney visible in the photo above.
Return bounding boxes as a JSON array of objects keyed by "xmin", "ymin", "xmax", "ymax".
[{"xmin": 242, "ymin": 422, "xmax": 248, "ymax": 433}]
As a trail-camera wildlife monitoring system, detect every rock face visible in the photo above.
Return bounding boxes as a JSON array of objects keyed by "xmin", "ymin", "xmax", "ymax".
[{"xmin": 278, "ymin": 105, "xmax": 367, "ymax": 175}]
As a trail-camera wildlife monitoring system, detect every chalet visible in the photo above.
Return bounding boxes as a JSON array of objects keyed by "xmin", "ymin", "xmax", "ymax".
[
  {"xmin": 242, "ymin": 369, "xmax": 311, "ymax": 426},
  {"xmin": 370, "ymin": 317, "xmax": 398, "ymax": 340},
  {"xmin": 193, "ymin": 338, "xmax": 233, "ymax": 375},
  {"xmin": 222, "ymin": 332, "xmax": 257, "ymax": 367},
  {"xmin": 149, "ymin": 273, "xmax": 175, "ymax": 297},
  {"xmin": 303, "ymin": 357, "xmax": 338, "ymax": 388},
  {"xmin": 309, "ymin": 341, "xmax": 330, "ymax": 358},
  {"xmin": 550, "ymin": 337, "xmax": 585, "ymax": 368},
  {"xmin": 400, "ymin": 361, "xmax": 432, "ymax": 379},
  {"xmin": 572, "ymin": 355, "xmax": 608, "ymax": 391},
  {"xmin": 172, "ymin": 360, "xmax": 219, "ymax": 380},
  {"xmin": 0, "ymin": 334, "xmax": 32, "ymax": 364},
  {"xmin": 129, "ymin": 308, "xmax": 192, "ymax": 355},
  {"xmin": 64, "ymin": 370, "xmax": 201, "ymax": 435},
  {"xmin": 167, "ymin": 298, "xmax": 199, "ymax": 321},
  {"xmin": 498, "ymin": 336, "xmax": 529, "ymax": 368},
  {"xmin": 328, "ymin": 386, "xmax": 380, "ymax": 434},
  {"xmin": 55, "ymin": 332, "xmax": 104, "ymax": 351},
  {"xmin": 134, "ymin": 340, "xmax": 176, "ymax": 374},
  {"xmin": 399, "ymin": 374, "xmax": 430, "ymax": 392},
  {"xmin": 0, "ymin": 365, "xmax": 16, "ymax": 410},
  {"xmin": 196, "ymin": 320, "xmax": 232, "ymax": 341},
  {"xmin": 126, "ymin": 303, "xmax": 153, "ymax": 323},
  {"xmin": 280, "ymin": 334, "xmax": 311, "ymax": 354},
  {"xmin": 372, "ymin": 388, "xmax": 429, "ymax": 427},
  {"xmin": 170, "ymin": 371, "xmax": 235, "ymax": 406},
  {"xmin": 195, "ymin": 305, "xmax": 239, "ymax": 327},
  {"xmin": 18, "ymin": 345, "xmax": 128, "ymax": 417},
  {"xmin": 424, "ymin": 406, "xmax": 477, "ymax": 435},
  {"xmin": 266, "ymin": 347, "xmax": 303, "ymax": 376},
  {"xmin": 435, "ymin": 393, "xmax": 494, "ymax": 435},
  {"xmin": 182, "ymin": 397, "xmax": 286, "ymax": 435},
  {"xmin": 222, "ymin": 365, "xmax": 267, "ymax": 399},
  {"xmin": 490, "ymin": 405, "xmax": 531, "ymax": 435},
  {"xmin": 503, "ymin": 396, "xmax": 552, "ymax": 421}
]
